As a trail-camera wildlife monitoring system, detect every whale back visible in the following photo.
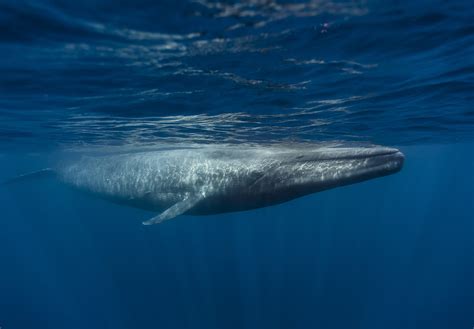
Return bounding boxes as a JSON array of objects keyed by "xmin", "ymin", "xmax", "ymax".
[{"xmin": 58, "ymin": 148, "xmax": 277, "ymax": 213}]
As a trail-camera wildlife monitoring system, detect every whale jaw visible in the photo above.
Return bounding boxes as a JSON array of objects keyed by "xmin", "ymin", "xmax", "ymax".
[
  {"xmin": 273, "ymin": 147, "xmax": 405, "ymax": 199},
  {"xmin": 323, "ymin": 147, "xmax": 405, "ymax": 183}
]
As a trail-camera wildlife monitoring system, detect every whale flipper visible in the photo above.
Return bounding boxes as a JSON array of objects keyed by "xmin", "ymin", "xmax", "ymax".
[{"xmin": 142, "ymin": 194, "xmax": 202, "ymax": 225}]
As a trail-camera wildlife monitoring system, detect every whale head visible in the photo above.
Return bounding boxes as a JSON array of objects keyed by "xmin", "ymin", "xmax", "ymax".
[{"xmin": 269, "ymin": 145, "xmax": 404, "ymax": 199}]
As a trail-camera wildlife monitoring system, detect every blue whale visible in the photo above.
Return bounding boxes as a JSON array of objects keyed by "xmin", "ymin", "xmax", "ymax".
[{"xmin": 5, "ymin": 144, "xmax": 404, "ymax": 225}]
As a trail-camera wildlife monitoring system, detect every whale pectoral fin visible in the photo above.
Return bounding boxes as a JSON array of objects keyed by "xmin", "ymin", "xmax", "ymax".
[{"xmin": 142, "ymin": 194, "xmax": 202, "ymax": 225}]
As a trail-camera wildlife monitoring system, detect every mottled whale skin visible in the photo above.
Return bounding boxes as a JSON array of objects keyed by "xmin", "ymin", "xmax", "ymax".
[{"xmin": 55, "ymin": 144, "xmax": 404, "ymax": 224}]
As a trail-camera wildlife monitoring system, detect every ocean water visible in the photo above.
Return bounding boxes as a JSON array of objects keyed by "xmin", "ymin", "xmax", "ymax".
[{"xmin": 0, "ymin": 0, "xmax": 473, "ymax": 328}]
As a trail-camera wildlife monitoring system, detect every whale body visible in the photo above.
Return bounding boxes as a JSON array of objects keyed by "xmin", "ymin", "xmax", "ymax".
[{"xmin": 6, "ymin": 144, "xmax": 404, "ymax": 224}]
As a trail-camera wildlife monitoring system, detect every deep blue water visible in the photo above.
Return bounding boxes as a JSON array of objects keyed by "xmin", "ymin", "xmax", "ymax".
[{"xmin": 0, "ymin": 0, "xmax": 473, "ymax": 328}]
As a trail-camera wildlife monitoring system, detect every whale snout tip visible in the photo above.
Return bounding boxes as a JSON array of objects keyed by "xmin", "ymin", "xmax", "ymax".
[
  {"xmin": 366, "ymin": 147, "xmax": 404, "ymax": 174},
  {"xmin": 392, "ymin": 149, "xmax": 404, "ymax": 160},
  {"xmin": 390, "ymin": 150, "xmax": 405, "ymax": 172}
]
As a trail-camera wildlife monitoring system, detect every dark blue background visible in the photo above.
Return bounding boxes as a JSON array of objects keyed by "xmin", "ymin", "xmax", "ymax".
[
  {"xmin": 1, "ymin": 145, "xmax": 473, "ymax": 329},
  {"xmin": 1, "ymin": 0, "xmax": 474, "ymax": 328}
]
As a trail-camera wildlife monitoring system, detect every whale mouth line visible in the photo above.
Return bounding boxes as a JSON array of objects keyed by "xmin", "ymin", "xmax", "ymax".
[
  {"xmin": 341, "ymin": 149, "xmax": 402, "ymax": 161},
  {"xmin": 364, "ymin": 150, "xmax": 404, "ymax": 160},
  {"xmin": 297, "ymin": 148, "xmax": 403, "ymax": 162}
]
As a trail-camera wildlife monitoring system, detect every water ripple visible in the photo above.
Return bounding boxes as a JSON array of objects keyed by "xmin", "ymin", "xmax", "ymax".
[{"xmin": 0, "ymin": 0, "xmax": 473, "ymax": 150}]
